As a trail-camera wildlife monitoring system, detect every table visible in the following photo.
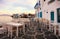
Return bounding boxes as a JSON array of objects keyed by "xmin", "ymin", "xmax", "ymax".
[{"xmin": 6, "ymin": 22, "xmax": 25, "ymax": 39}]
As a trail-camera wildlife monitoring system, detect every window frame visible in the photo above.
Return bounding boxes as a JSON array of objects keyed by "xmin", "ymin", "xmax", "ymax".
[{"xmin": 57, "ymin": 8, "xmax": 60, "ymax": 23}]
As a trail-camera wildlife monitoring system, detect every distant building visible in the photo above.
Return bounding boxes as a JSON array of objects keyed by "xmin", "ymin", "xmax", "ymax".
[
  {"xmin": 11, "ymin": 13, "xmax": 35, "ymax": 18},
  {"xmin": 34, "ymin": 0, "xmax": 60, "ymax": 36},
  {"xmin": 11, "ymin": 14, "xmax": 19, "ymax": 19}
]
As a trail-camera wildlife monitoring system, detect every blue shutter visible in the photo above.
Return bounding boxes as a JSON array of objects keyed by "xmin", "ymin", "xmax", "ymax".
[
  {"xmin": 51, "ymin": 12, "xmax": 54, "ymax": 21},
  {"xmin": 40, "ymin": 12, "xmax": 42, "ymax": 18}
]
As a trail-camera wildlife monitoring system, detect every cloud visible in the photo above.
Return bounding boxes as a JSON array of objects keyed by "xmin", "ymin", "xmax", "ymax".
[
  {"xmin": 0, "ymin": 0, "xmax": 37, "ymax": 14},
  {"xmin": 12, "ymin": 0, "xmax": 37, "ymax": 10},
  {"xmin": 13, "ymin": 3, "xmax": 33, "ymax": 10}
]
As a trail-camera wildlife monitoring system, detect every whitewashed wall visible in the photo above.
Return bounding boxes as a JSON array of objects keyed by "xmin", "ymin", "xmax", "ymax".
[
  {"xmin": 35, "ymin": 0, "xmax": 60, "ymax": 36},
  {"xmin": 40, "ymin": 0, "xmax": 60, "ymax": 24}
]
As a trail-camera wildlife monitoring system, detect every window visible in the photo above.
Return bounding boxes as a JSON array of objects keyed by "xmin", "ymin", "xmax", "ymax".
[
  {"xmin": 50, "ymin": 12, "xmax": 54, "ymax": 21},
  {"xmin": 48, "ymin": 0, "xmax": 55, "ymax": 4},
  {"xmin": 57, "ymin": 8, "xmax": 60, "ymax": 23}
]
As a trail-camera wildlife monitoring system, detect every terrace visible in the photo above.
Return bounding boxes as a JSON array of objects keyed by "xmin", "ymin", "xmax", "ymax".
[{"xmin": 0, "ymin": 18, "xmax": 59, "ymax": 39}]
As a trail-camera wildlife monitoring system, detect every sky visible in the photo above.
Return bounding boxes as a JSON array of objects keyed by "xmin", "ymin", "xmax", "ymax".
[{"xmin": 0, "ymin": 0, "xmax": 37, "ymax": 15}]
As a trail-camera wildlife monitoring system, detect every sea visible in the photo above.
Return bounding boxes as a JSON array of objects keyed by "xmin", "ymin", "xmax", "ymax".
[{"xmin": 0, "ymin": 16, "xmax": 13, "ymax": 23}]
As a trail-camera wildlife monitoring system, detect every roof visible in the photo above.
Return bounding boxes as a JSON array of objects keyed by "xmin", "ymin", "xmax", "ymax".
[{"xmin": 34, "ymin": 1, "xmax": 41, "ymax": 9}]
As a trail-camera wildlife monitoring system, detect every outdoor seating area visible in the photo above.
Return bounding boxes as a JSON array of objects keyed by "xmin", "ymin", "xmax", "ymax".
[{"xmin": 0, "ymin": 18, "xmax": 59, "ymax": 39}]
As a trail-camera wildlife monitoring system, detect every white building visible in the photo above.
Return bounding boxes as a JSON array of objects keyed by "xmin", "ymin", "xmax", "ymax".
[{"xmin": 34, "ymin": 0, "xmax": 60, "ymax": 36}]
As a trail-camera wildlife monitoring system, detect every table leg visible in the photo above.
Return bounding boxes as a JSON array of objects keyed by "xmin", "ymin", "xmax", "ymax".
[
  {"xmin": 23, "ymin": 24, "xmax": 25, "ymax": 34},
  {"xmin": 16, "ymin": 27, "xmax": 18, "ymax": 37},
  {"xmin": 11, "ymin": 27, "xmax": 12, "ymax": 39}
]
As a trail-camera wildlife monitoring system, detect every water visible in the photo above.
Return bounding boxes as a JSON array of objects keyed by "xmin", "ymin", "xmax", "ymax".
[{"xmin": 0, "ymin": 16, "xmax": 12, "ymax": 23}]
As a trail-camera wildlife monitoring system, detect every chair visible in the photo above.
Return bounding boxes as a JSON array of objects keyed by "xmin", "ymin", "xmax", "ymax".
[{"xmin": 36, "ymin": 34, "xmax": 44, "ymax": 39}]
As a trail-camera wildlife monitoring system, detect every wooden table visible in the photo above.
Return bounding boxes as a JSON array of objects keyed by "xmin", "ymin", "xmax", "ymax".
[{"xmin": 6, "ymin": 22, "xmax": 25, "ymax": 39}]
